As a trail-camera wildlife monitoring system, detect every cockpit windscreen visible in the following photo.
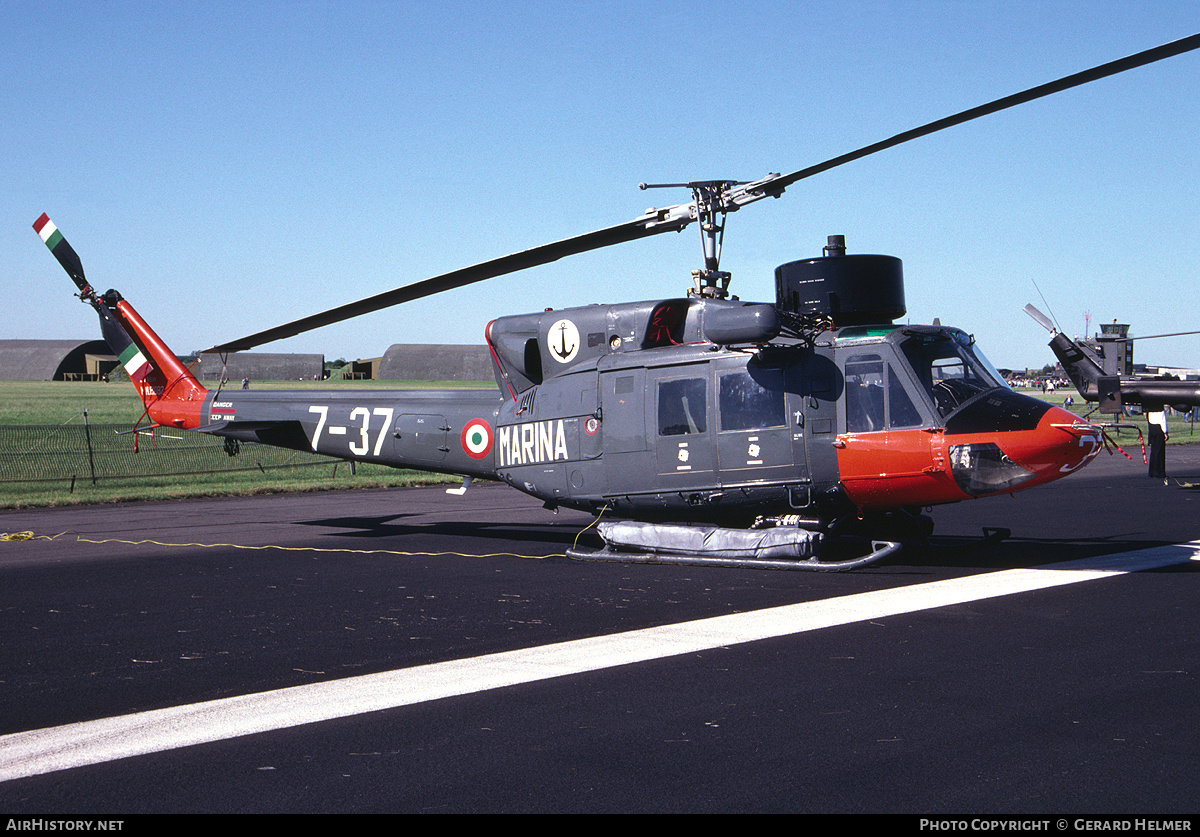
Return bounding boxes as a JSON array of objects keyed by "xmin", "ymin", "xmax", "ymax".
[{"xmin": 901, "ymin": 329, "xmax": 1009, "ymax": 417}]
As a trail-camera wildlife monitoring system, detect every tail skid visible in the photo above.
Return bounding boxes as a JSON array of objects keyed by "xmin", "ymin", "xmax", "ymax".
[{"xmin": 34, "ymin": 214, "xmax": 207, "ymax": 429}]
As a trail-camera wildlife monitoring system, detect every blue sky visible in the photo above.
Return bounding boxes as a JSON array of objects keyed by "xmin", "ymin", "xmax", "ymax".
[{"xmin": 4, "ymin": 1, "xmax": 1199, "ymax": 371}]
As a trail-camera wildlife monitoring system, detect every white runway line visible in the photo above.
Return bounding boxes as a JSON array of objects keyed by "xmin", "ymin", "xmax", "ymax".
[{"xmin": 3, "ymin": 541, "xmax": 1198, "ymax": 782}]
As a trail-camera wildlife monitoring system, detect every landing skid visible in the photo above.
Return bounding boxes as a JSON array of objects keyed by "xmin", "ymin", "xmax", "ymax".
[
  {"xmin": 566, "ymin": 539, "xmax": 901, "ymax": 571},
  {"xmin": 566, "ymin": 518, "xmax": 901, "ymax": 571},
  {"xmin": 565, "ymin": 517, "xmax": 1009, "ymax": 572}
]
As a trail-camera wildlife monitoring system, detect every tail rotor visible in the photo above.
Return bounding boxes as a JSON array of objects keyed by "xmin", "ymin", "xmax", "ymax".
[{"xmin": 32, "ymin": 214, "xmax": 207, "ymax": 429}]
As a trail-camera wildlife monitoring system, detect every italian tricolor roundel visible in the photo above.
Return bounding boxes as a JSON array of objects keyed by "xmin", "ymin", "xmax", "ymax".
[{"xmin": 461, "ymin": 419, "xmax": 493, "ymax": 459}]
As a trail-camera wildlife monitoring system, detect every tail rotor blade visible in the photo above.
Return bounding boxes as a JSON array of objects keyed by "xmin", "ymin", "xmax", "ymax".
[
  {"xmin": 33, "ymin": 214, "xmax": 90, "ymax": 295},
  {"xmin": 1024, "ymin": 303, "xmax": 1057, "ymax": 334}
]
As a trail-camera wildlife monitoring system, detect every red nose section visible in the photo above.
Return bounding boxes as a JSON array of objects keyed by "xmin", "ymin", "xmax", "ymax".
[
  {"xmin": 1003, "ymin": 405, "xmax": 1102, "ymax": 486},
  {"xmin": 836, "ymin": 404, "xmax": 1102, "ymax": 512}
]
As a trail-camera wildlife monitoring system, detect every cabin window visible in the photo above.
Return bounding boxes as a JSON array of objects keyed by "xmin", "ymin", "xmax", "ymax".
[
  {"xmin": 658, "ymin": 377, "xmax": 707, "ymax": 436},
  {"xmin": 888, "ymin": 366, "xmax": 924, "ymax": 428},
  {"xmin": 719, "ymin": 371, "xmax": 786, "ymax": 431},
  {"xmin": 844, "ymin": 354, "xmax": 924, "ymax": 432}
]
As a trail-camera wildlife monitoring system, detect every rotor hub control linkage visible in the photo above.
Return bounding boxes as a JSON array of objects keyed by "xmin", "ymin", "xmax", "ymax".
[{"xmin": 639, "ymin": 178, "xmax": 782, "ymax": 299}]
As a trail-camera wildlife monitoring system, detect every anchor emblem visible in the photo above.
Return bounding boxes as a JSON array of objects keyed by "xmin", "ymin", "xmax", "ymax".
[{"xmin": 547, "ymin": 318, "xmax": 580, "ymax": 363}]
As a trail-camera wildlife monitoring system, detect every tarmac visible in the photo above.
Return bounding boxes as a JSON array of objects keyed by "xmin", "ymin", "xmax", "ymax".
[{"xmin": 0, "ymin": 444, "xmax": 1198, "ymax": 814}]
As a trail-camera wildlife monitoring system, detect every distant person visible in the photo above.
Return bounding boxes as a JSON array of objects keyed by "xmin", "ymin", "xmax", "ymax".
[
  {"xmin": 242, "ymin": 377, "xmax": 250, "ymax": 390},
  {"xmin": 1147, "ymin": 409, "xmax": 1168, "ymax": 482}
]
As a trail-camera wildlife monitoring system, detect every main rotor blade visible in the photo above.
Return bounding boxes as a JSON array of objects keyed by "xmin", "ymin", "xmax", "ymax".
[
  {"xmin": 747, "ymin": 32, "xmax": 1200, "ymax": 199},
  {"xmin": 208, "ymin": 32, "xmax": 1200, "ymax": 352},
  {"xmin": 1125, "ymin": 329, "xmax": 1200, "ymax": 341},
  {"xmin": 204, "ymin": 209, "xmax": 692, "ymax": 353}
]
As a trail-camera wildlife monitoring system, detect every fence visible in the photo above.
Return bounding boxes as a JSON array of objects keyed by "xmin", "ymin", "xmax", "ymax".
[{"xmin": 0, "ymin": 423, "xmax": 345, "ymax": 486}]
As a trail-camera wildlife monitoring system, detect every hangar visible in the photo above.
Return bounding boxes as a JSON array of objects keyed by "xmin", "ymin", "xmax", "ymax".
[
  {"xmin": 198, "ymin": 352, "xmax": 325, "ymax": 383},
  {"xmin": 376, "ymin": 344, "xmax": 493, "ymax": 382},
  {"xmin": 1, "ymin": 340, "xmax": 493, "ymax": 383},
  {"xmin": 0, "ymin": 339, "xmax": 117, "ymax": 381}
]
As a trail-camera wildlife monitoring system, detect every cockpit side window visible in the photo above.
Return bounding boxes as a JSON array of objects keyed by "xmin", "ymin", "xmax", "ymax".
[
  {"xmin": 888, "ymin": 365, "xmax": 924, "ymax": 428},
  {"xmin": 845, "ymin": 355, "xmax": 885, "ymax": 433},
  {"xmin": 901, "ymin": 332, "xmax": 1005, "ymax": 418},
  {"xmin": 845, "ymin": 354, "xmax": 925, "ymax": 432}
]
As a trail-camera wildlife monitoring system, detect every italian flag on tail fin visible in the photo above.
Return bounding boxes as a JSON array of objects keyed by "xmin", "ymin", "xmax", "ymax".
[{"xmin": 117, "ymin": 342, "xmax": 153, "ymax": 385}]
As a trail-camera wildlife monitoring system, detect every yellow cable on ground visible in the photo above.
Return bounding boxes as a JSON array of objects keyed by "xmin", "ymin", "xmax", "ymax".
[
  {"xmin": 1, "ymin": 531, "xmax": 62, "ymax": 542},
  {"xmin": 1, "ymin": 506, "xmax": 609, "ymax": 560},
  {"xmin": 71, "ymin": 534, "xmax": 564, "ymax": 560},
  {"xmin": 570, "ymin": 503, "xmax": 608, "ymax": 554}
]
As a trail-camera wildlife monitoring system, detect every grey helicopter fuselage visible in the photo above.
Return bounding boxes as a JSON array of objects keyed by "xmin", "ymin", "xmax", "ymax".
[
  {"xmin": 193, "ymin": 288, "xmax": 1099, "ymax": 527},
  {"xmin": 39, "ymin": 209, "xmax": 1101, "ymax": 535},
  {"xmin": 51, "ymin": 235, "xmax": 1099, "ymax": 527}
]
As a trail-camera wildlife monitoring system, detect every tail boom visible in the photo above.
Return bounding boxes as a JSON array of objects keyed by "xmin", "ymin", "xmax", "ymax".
[{"xmin": 104, "ymin": 291, "xmax": 207, "ymax": 428}]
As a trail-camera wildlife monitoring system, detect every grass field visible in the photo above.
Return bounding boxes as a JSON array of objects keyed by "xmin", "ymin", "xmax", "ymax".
[
  {"xmin": 0, "ymin": 378, "xmax": 492, "ymax": 425},
  {"xmin": 0, "ymin": 378, "xmax": 492, "ymax": 509}
]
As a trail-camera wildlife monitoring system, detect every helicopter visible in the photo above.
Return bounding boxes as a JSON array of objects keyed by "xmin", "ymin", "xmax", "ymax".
[
  {"xmin": 1026, "ymin": 304, "xmax": 1200, "ymax": 416},
  {"xmin": 34, "ymin": 33, "xmax": 1200, "ymax": 571},
  {"xmin": 1026, "ymin": 303, "xmax": 1200, "ymax": 479}
]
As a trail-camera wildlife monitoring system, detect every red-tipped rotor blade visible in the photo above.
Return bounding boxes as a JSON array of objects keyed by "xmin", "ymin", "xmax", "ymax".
[{"xmin": 33, "ymin": 213, "xmax": 90, "ymax": 294}]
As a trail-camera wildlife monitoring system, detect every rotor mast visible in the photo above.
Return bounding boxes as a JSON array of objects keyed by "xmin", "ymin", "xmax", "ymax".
[{"xmin": 640, "ymin": 179, "xmax": 742, "ymax": 299}]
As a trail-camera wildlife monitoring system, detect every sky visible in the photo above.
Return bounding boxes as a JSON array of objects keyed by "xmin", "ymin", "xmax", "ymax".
[{"xmin": 3, "ymin": 1, "xmax": 1199, "ymax": 372}]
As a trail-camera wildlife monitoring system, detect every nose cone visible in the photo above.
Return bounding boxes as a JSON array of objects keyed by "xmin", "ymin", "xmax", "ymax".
[{"xmin": 1008, "ymin": 405, "xmax": 1102, "ymax": 484}]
